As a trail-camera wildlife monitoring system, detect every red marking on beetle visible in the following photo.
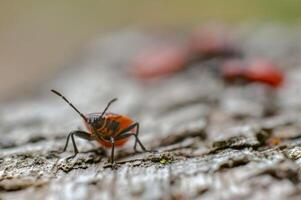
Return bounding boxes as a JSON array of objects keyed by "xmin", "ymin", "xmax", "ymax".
[
  {"xmin": 222, "ymin": 58, "xmax": 284, "ymax": 87},
  {"xmin": 51, "ymin": 90, "xmax": 149, "ymax": 165},
  {"xmin": 129, "ymin": 42, "xmax": 190, "ymax": 79}
]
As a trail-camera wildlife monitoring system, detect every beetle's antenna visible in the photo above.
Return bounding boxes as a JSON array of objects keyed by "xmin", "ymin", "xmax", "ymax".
[
  {"xmin": 100, "ymin": 98, "xmax": 118, "ymax": 117},
  {"xmin": 51, "ymin": 89, "xmax": 88, "ymax": 122}
]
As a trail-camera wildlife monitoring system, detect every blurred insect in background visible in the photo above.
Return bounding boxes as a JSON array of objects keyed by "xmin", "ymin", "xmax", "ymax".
[{"xmin": 51, "ymin": 89, "xmax": 149, "ymax": 164}]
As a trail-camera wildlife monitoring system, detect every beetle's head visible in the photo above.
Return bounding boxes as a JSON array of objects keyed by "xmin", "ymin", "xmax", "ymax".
[{"xmin": 86, "ymin": 98, "xmax": 118, "ymax": 129}]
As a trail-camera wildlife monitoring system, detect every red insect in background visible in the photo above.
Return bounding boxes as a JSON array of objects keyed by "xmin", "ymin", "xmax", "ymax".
[
  {"xmin": 222, "ymin": 59, "xmax": 284, "ymax": 87},
  {"xmin": 51, "ymin": 90, "xmax": 149, "ymax": 164}
]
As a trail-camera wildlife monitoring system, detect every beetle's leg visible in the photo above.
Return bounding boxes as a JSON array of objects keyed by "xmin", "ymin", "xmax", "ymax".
[
  {"xmin": 74, "ymin": 131, "xmax": 94, "ymax": 141},
  {"xmin": 116, "ymin": 132, "xmax": 149, "ymax": 153},
  {"xmin": 133, "ymin": 123, "xmax": 140, "ymax": 152},
  {"xmin": 51, "ymin": 132, "xmax": 71, "ymax": 154},
  {"xmin": 126, "ymin": 123, "xmax": 140, "ymax": 151},
  {"xmin": 66, "ymin": 132, "xmax": 79, "ymax": 160},
  {"xmin": 110, "ymin": 137, "xmax": 115, "ymax": 164},
  {"xmin": 115, "ymin": 123, "xmax": 150, "ymax": 153},
  {"xmin": 62, "ymin": 131, "xmax": 92, "ymax": 152},
  {"xmin": 62, "ymin": 132, "xmax": 72, "ymax": 152},
  {"xmin": 59, "ymin": 131, "xmax": 92, "ymax": 160}
]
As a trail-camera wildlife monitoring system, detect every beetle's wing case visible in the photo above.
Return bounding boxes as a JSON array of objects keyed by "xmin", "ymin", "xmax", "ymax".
[{"xmin": 104, "ymin": 113, "xmax": 135, "ymax": 134}]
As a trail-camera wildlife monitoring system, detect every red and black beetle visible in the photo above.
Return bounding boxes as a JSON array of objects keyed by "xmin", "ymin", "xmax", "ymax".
[{"xmin": 51, "ymin": 89, "xmax": 149, "ymax": 164}]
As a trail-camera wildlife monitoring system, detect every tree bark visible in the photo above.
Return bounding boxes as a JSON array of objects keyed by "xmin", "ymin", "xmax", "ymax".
[{"xmin": 1, "ymin": 28, "xmax": 301, "ymax": 200}]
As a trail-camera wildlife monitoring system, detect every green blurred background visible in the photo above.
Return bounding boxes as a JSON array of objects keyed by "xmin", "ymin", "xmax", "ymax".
[{"xmin": 0, "ymin": 0, "xmax": 301, "ymax": 100}]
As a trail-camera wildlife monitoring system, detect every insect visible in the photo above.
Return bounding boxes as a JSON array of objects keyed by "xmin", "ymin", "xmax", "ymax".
[
  {"xmin": 222, "ymin": 59, "xmax": 284, "ymax": 87},
  {"xmin": 51, "ymin": 89, "xmax": 149, "ymax": 164}
]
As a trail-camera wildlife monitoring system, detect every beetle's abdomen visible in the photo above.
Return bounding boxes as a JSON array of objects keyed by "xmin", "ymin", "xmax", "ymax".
[{"xmin": 98, "ymin": 137, "xmax": 130, "ymax": 148}]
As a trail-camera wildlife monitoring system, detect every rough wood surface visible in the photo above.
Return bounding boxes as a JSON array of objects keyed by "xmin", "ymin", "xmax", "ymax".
[{"xmin": 1, "ymin": 27, "xmax": 301, "ymax": 200}]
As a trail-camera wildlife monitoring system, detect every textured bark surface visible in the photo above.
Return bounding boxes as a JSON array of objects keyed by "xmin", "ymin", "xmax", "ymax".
[{"xmin": 1, "ymin": 27, "xmax": 301, "ymax": 200}]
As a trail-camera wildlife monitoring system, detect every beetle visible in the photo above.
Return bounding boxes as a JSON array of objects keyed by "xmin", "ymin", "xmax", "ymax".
[
  {"xmin": 51, "ymin": 89, "xmax": 149, "ymax": 164},
  {"xmin": 222, "ymin": 58, "xmax": 284, "ymax": 87}
]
